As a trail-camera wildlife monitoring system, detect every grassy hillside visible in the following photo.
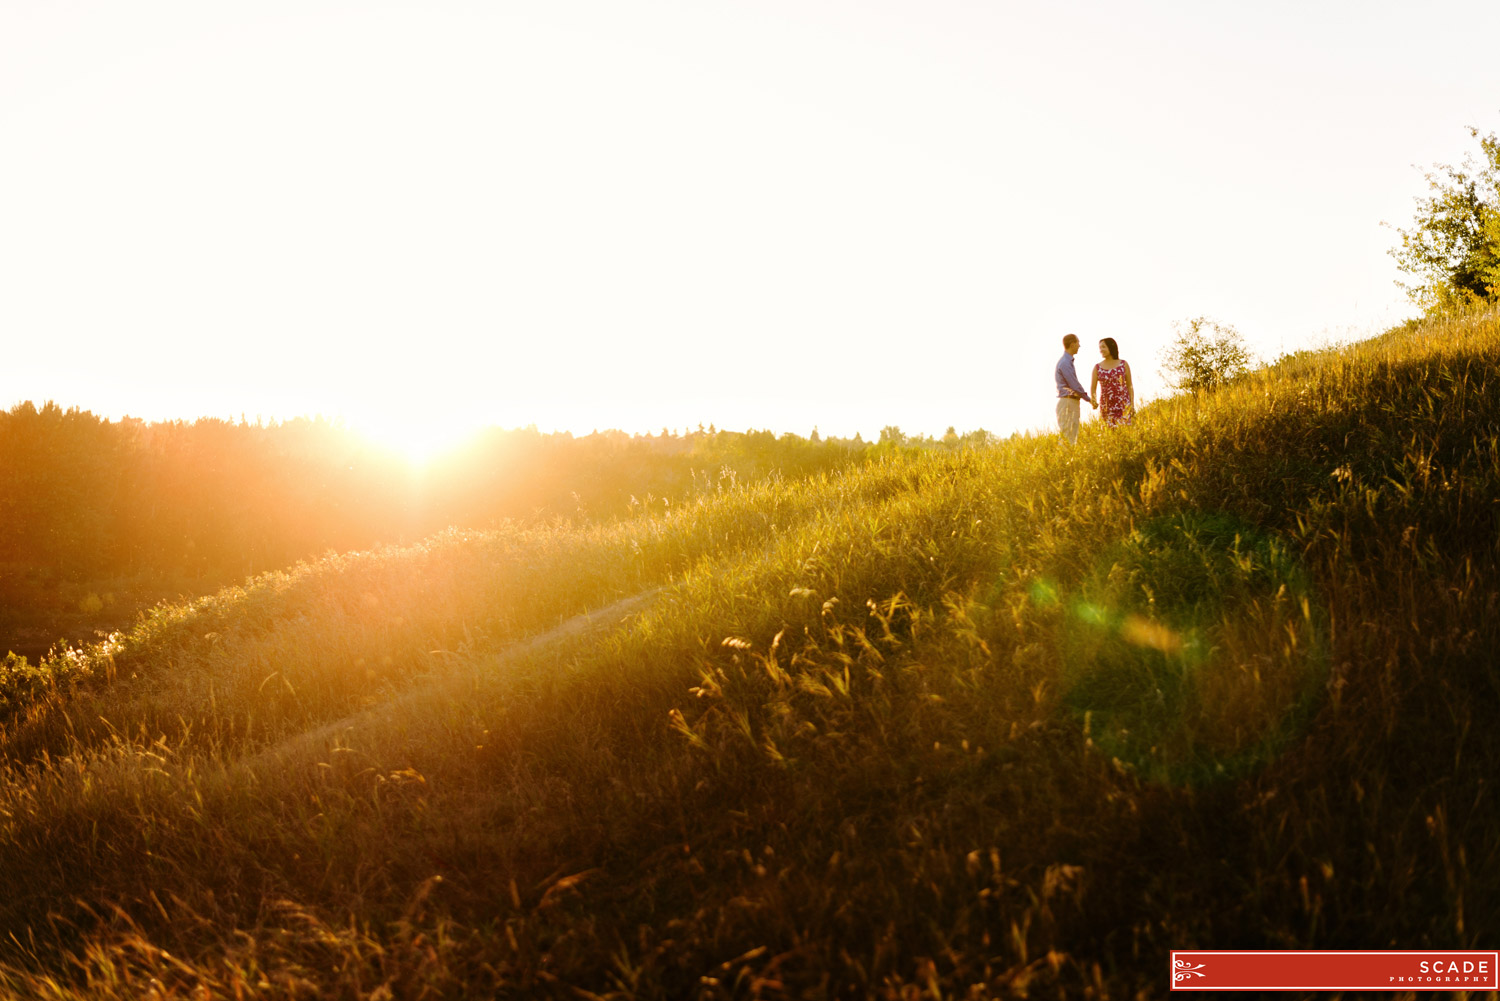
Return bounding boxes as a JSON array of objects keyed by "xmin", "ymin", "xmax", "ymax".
[
  {"xmin": 2, "ymin": 309, "xmax": 1498, "ymax": 998},
  {"xmin": 0, "ymin": 410, "xmax": 866, "ymax": 663}
]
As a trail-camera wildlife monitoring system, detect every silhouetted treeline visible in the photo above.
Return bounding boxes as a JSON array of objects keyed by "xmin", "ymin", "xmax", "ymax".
[{"xmin": 0, "ymin": 403, "xmax": 881, "ymax": 583}]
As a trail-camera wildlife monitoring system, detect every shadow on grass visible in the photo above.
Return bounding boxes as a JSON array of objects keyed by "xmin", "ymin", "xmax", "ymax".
[{"xmin": 1057, "ymin": 511, "xmax": 1327, "ymax": 785}]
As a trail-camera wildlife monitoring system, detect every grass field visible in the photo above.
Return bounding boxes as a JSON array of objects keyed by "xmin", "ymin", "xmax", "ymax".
[{"xmin": 2, "ymin": 308, "xmax": 1498, "ymax": 998}]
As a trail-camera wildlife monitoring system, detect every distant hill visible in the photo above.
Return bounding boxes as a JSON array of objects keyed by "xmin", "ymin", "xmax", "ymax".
[{"xmin": 2, "ymin": 307, "xmax": 1497, "ymax": 997}]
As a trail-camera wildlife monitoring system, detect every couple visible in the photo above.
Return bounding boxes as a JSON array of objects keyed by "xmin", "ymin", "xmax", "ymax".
[{"xmin": 1054, "ymin": 333, "xmax": 1134, "ymax": 444}]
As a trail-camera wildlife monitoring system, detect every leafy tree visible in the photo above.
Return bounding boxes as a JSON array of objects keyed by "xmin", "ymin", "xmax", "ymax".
[
  {"xmin": 1160, "ymin": 317, "xmax": 1253, "ymax": 393},
  {"xmin": 1485, "ymin": 194, "xmax": 1500, "ymax": 296},
  {"xmin": 1387, "ymin": 126, "xmax": 1500, "ymax": 314}
]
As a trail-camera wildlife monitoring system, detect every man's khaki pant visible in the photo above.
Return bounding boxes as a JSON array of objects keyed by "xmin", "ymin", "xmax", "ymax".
[{"xmin": 1056, "ymin": 396, "xmax": 1080, "ymax": 444}]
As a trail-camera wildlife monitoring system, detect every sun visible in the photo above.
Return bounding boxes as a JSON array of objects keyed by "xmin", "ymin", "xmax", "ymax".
[{"xmin": 350, "ymin": 414, "xmax": 480, "ymax": 467}]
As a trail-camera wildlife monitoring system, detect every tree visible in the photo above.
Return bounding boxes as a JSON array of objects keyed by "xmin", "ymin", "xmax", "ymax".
[
  {"xmin": 1485, "ymin": 193, "xmax": 1500, "ymax": 297},
  {"xmin": 1159, "ymin": 317, "xmax": 1252, "ymax": 393},
  {"xmin": 1387, "ymin": 126, "xmax": 1500, "ymax": 314}
]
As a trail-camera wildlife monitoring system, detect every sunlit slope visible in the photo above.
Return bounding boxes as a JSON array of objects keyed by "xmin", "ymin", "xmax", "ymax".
[
  {"xmin": 3, "ymin": 309, "xmax": 1498, "ymax": 998},
  {"xmin": 0, "ymin": 460, "xmax": 927, "ymax": 765}
]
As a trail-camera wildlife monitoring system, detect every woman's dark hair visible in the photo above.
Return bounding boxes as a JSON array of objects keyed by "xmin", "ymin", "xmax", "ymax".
[{"xmin": 1100, "ymin": 337, "xmax": 1120, "ymax": 360}]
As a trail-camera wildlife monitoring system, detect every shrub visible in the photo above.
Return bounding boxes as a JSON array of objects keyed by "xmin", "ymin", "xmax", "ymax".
[{"xmin": 1158, "ymin": 316, "xmax": 1253, "ymax": 392}]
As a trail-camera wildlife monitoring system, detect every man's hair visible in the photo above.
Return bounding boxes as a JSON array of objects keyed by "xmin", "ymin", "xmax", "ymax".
[
  {"xmin": 1062, "ymin": 333, "xmax": 1079, "ymax": 348},
  {"xmin": 1100, "ymin": 337, "xmax": 1120, "ymax": 360}
]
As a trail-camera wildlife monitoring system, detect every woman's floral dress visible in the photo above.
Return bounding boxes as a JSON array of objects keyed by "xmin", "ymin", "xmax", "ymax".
[{"xmin": 1096, "ymin": 362, "xmax": 1132, "ymax": 427}]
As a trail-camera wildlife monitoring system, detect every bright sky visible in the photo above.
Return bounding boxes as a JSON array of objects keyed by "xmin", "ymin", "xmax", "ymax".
[{"xmin": 4, "ymin": 0, "xmax": 1498, "ymax": 448}]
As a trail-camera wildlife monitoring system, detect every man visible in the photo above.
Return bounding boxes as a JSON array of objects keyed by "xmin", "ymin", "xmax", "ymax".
[{"xmin": 1054, "ymin": 333, "xmax": 1096, "ymax": 444}]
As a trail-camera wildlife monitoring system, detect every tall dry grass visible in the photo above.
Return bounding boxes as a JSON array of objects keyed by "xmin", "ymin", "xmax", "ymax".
[{"xmin": 2, "ymin": 307, "xmax": 1498, "ymax": 998}]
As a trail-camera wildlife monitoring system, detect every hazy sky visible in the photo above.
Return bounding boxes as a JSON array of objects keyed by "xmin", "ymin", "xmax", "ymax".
[{"xmin": 4, "ymin": 0, "xmax": 1498, "ymax": 450}]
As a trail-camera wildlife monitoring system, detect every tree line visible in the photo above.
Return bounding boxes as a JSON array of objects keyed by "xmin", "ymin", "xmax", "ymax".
[{"xmin": 0, "ymin": 403, "xmax": 900, "ymax": 586}]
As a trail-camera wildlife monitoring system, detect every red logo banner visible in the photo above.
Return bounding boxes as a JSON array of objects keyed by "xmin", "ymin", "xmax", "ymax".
[{"xmin": 1170, "ymin": 951, "xmax": 1499, "ymax": 991}]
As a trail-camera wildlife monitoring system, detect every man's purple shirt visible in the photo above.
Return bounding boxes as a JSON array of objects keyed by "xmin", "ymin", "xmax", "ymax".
[{"xmin": 1055, "ymin": 352, "xmax": 1092, "ymax": 402}]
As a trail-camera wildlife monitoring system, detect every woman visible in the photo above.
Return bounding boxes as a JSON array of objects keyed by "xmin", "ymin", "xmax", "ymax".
[{"xmin": 1090, "ymin": 337, "xmax": 1134, "ymax": 428}]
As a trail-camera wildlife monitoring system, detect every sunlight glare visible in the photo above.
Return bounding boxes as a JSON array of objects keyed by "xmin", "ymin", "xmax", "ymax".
[{"xmin": 352, "ymin": 413, "xmax": 480, "ymax": 467}]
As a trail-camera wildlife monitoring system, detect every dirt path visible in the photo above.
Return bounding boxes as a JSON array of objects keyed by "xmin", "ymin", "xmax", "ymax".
[{"xmin": 244, "ymin": 586, "xmax": 664, "ymax": 769}]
